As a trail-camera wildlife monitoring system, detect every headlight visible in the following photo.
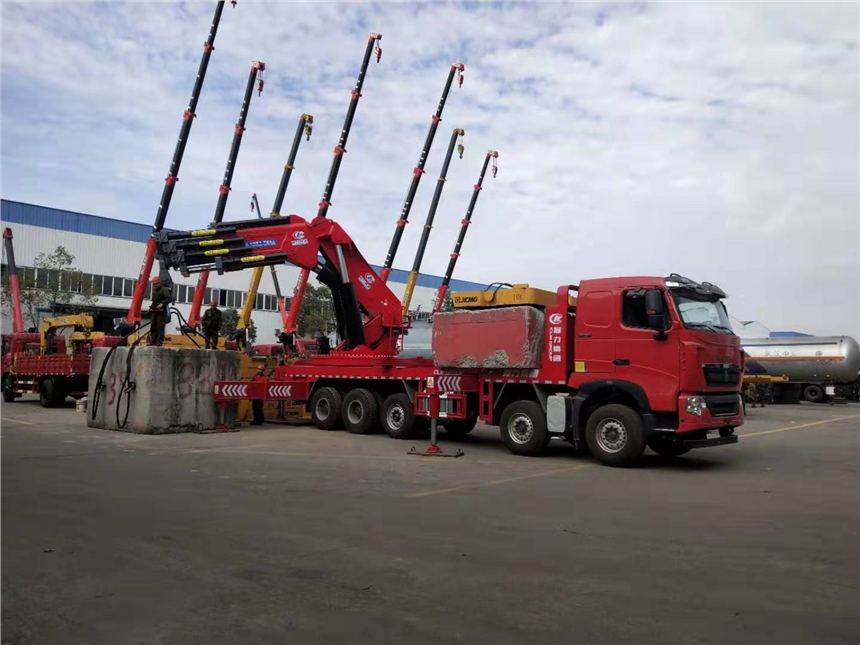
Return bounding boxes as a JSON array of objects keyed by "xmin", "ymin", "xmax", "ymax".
[{"xmin": 685, "ymin": 395, "xmax": 708, "ymax": 416}]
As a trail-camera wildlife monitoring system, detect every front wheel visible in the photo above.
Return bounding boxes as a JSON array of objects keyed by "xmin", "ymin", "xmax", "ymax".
[
  {"xmin": 499, "ymin": 400, "xmax": 549, "ymax": 456},
  {"xmin": 585, "ymin": 404, "xmax": 646, "ymax": 467},
  {"xmin": 40, "ymin": 378, "xmax": 65, "ymax": 408},
  {"xmin": 2, "ymin": 374, "xmax": 16, "ymax": 403}
]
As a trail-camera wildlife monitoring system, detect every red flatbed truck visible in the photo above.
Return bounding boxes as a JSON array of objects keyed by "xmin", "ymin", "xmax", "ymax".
[{"xmin": 154, "ymin": 215, "xmax": 742, "ymax": 467}]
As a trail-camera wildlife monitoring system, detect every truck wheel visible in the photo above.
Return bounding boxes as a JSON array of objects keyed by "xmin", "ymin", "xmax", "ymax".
[
  {"xmin": 40, "ymin": 378, "xmax": 59, "ymax": 408},
  {"xmin": 647, "ymin": 435, "xmax": 690, "ymax": 458},
  {"xmin": 803, "ymin": 384, "xmax": 824, "ymax": 403},
  {"xmin": 585, "ymin": 404, "xmax": 646, "ymax": 467},
  {"xmin": 342, "ymin": 388, "xmax": 379, "ymax": 435},
  {"xmin": 310, "ymin": 386, "xmax": 343, "ymax": 431},
  {"xmin": 444, "ymin": 417, "xmax": 477, "ymax": 438},
  {"xmin": 2, "ymin": 375, "xmax": 16, "ymax": 403},
  {"xmin": 500, "ymin": 400, "xmax": 550, "ymax": 456},
  {"xmin": 381, "ymin": 393, "xmax": 417, "ymax": 440}
]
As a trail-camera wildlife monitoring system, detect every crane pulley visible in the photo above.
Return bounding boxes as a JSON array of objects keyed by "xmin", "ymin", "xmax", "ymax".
[
  {"xmin": 400, "ymin": 128, "xmax": 465, "ymax": 317},
  {"xmin": 380, "ymin": 62, "xmax": 466, "ymax": 284},
  {"xmin": 284, "ymin": 32, "xmax": 383, "ymax": 335},
  {"xmin": 188, "ymin": 59, "xmax": 266, "ymax": 329},
  {"xmin": 433, "ymin": 150, "xmax": 499, "ymax": 314},
  {"xmin": 123, "ymin": 1, "xmax": 231, "ymax": 330}
]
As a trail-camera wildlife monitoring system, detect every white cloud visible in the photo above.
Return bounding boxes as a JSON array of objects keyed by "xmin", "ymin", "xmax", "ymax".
[{"xmin": 2, "ymin": 0, "xmax": 858, "ymax": 338}]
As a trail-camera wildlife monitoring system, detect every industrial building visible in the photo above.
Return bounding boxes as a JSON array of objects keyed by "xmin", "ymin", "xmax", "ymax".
[{"xmin": 0, "ymin": 200, "xmax": 487, "ymax": 340}]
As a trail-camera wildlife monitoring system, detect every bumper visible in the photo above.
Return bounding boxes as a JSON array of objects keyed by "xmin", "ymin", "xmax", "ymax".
[
  {"xmin": 677, "ymin": 393, "xmax": 744, "ymax": 434},
  {"xmin": 682, "ymin": 434, "xmax": 739, "ymax": 449}
]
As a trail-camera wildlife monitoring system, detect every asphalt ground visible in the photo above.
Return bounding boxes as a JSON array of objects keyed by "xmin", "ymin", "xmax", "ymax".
[{"xmin": 2, "ymin": 398, "xmax": 859, "ymax": 644}]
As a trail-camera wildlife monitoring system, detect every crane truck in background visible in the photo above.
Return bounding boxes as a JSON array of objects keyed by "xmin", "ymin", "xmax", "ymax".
[
  {"xmin": 742, "ymin": 336, "xmax": 860, "ymax": 403},
  {"xmin": 153, "ymin": 209, "xmax": 743, "ymax": 466},
  {"xmin": 2, "ymin": 228, "xmax": 121, "ymax": 407}
]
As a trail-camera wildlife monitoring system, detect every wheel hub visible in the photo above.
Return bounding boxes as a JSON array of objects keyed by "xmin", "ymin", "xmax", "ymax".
[
  {"xmin": 596, "ymin": 418, "xmax": 627, "ymax": 453},
  {"xmin": 316, "ymin": 399, "xmax": 330, "ymax": 420},
  {"xmin": 387, "ymin": 406, "xmax": 404, "ymax": 430},
  {"xmin": 347, "ymin": 400, "xmax": 364, "ymax": 424},
  {"xmin": 508, "ymin": 413, "xmax": 534, "ymax": 444}
]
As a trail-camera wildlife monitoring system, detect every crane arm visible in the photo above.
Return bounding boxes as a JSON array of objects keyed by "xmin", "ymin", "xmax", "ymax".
[
  {"xmin": 238, "ymin": 114, "xmax": 314, "ymax": 334},
  {"xmin": 155, "ymin": 215, "xmax": 402, "ymax": 351},
  {"xmin": 3, "ymin": 227, "xmax": 24, "ymax": 333},
  {"xmin": 188, "ymin": 60, "xmax": 266, "ymax": 329},
  {"xmin": 124, "ymin": 1, "xmax": 232, "ymax": 328}
]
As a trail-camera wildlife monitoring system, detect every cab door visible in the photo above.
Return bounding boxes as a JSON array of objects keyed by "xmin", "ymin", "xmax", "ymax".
[
  {"xmin": 614, "ymin": 288, "xmax": 680, "ymax": 410},
  {"xmin": 571, "ymin": 288, "xmax": 615, "ymax": 381}
]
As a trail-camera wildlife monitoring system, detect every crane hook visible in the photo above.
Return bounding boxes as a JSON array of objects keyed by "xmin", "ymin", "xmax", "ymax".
[
  {"xmin": 250, "ymin": 194, "xmax": 256, "ymax": 214},
  {"xmin": 458, "ymin": 70, "xmax": 465, "ymax": 88},
  {"xmin": 305, "ymin": 124, "xmax": 313, "ymax": 141},
  {"xmin": 457, "ymin": 132, "xmax": 465, "ymax": 159},
  {"xmin": 375, "ymin": 43, "xmax": 382, "ymax": 63},
  {"xmin": 492, "ymin": 155, "xmax": 498, "ymax": 178},
  {"xmin": 231, "ymin": 0, "xmax": 237, "ymax": 7}
]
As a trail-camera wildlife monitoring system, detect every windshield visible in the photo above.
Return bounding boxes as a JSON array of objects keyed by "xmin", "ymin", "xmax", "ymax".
[{"xmin": 671, "ymin": 292, "xmax": 733, "ymax": 333}]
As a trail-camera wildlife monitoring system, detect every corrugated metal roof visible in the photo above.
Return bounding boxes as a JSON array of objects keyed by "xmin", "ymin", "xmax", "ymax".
[{"xmin": 1, "ymin": 199, "xmax": 489, "ymax": 291}]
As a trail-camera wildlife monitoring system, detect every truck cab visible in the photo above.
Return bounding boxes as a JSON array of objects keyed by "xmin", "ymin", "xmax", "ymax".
[{"xmin": 569, "ymin": 274, "xmax": 743, "ymax": 453}]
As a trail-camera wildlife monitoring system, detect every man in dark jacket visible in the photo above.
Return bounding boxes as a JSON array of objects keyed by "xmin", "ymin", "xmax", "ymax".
[
  {"xmin": 201, "ymin": 300, "xmax": 222, "ymax": 350},
  {"xmin": 148, "ymin": 276, "xmax": 173, "ymax": 347}
]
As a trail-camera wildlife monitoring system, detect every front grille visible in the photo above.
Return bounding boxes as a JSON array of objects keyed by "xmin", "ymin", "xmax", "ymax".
[
  {"xmin": 702, "ymin": 363, "xmax": 741, "ymax": 387},
  {"xmin": 704, "ymin": 394, "xmax": 740, "ymax": 417}
]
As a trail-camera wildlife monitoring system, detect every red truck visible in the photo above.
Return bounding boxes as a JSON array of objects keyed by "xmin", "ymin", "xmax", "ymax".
[{"xmin": 153, "ymin": 215, "xmax": 742, "ymax": 467}]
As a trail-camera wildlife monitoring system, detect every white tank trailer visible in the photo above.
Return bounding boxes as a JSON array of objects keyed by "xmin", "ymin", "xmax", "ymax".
[{"xmin": 742, "ymin": 335, "xmax": 860, "ymax": 403}]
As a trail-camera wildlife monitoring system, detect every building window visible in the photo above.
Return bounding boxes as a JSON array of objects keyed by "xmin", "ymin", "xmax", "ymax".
[
  {"xmin": 205, "ymin": 288, "xmax": 212, "ymax": 303},
  {"xmin": 113, "ymin": 277, "xmax": 124, "ymax": 297},
  {"xmin": 256, "ymin": 294, "xmax": 263, "ymax": 310},
  {"xmin": 101, "ymin": 276, "xmax": 113, "ymax": 297},
  {"xmin": 145, "ymin": 282, "xmax": 152, "ymax": 300},
  {"xmin": 219, "ymin": 290, "xmax": 227, "ymax": 307},
  {"xmin": 265, "ymin": 295, "xmax": 275, "ymax": 311},
  {"xmin": 188, "ymin": 286, "xmax": 195, "ymax": 303},
  {"xmin": 178, "ymin": 285, "xmax": 187, "ymax": 303},
  {"xmin": 124, "ymin": 279, "xmax": 134, "ymax": 297},
  {"xmin": 35, "ymin": 268, "xmax": 48, "ymax": 288}
]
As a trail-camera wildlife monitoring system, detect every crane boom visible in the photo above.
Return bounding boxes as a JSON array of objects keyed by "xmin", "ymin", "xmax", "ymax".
[
  {"xmin": 188, "ymin": 60, "xmax": 266, "ymax": 328},
  {"xmin": 380, "ymin": 63, "xmax": 465, "ymax": 284},
  {"xmin": 401, "ymin": 128, "xmax": 464, "ymax": 317},
  {"xmin": 238, "ymin": 113, "xmax": 314, "ymax": 335},
  {"xmin": 433, "ymin": 150, "xmax": 498, "ymax": 313},
  {"xmin": 155, "ymin": 214, "xmax": 403, "ymax": 353},
  {"xmin": 124, "ymin": 1, "xmax": 232, "ymax": 329},
  {"xmin": 2, "ymin": 228, "xmax": 24, "ymax": 333},
  {"xmin": 284, "ymin": 32, "xmax": 383, "ymax": 334}
]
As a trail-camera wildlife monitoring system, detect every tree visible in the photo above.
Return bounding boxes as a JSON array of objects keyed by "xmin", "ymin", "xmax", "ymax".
[
  {"xmin": 440, "ymin": 290, "xmax": 454, "ymax": 312},
  {"xmin": 1, "ymin": 245, "xmax": 97, "ymax": 330},
  {"xmin": 296, "ymin": 281, "xmax": 336, "ymax": 338},
  {"xmin": 218, "ymin": 307, "xmax": 256, "ymax": 343}
]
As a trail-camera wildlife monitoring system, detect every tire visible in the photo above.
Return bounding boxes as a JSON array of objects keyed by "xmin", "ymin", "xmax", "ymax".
[
  {"xmin": 2, "ymin": 374, "xmax": 16, "ymax": 403},
  {"xmin": 40, "ymin": 378, "xmax": 60, "ymax": 408},
  {"xmin": 719, "ymin": 427, "xmax": 735, "ymax": 438},
  {"xmin": 381, "ymin": 393, "xmax": 417, "ymax": 440},
  {"xmin": 647, "ymin": 434, "xmax": 691, "ymax": 458},
  {"xmin": 584, "ymin": 404, "xmax": 646, "ymax": 467},
  {"xmin": 803, "ymin": 384, "xmax": 824, "ymax": 403},
  {"xmin": 342, "ymin": 388, "xmax": 379, "ymax": 435},
  {"xmin": 310, "ymin": 386, "xmax": 343, "ymax": 431},
  {"xmin": 444, "ymin": 417, "xmax": 477, "ymax": 438},
  {"xmin": 499, "ymin": 400, "xmax": 550, "ymax": 456}
]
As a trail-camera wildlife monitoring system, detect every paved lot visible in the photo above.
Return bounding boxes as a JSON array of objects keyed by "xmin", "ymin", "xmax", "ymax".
[{"xmin": 2, "ymin": 399, "xmax": 859, "ymax": 644}]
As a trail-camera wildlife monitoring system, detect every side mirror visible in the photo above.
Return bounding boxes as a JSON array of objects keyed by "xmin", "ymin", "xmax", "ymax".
[{"xmin": 645, "ymin": 290, "xmax": 668, "ymax": 333}]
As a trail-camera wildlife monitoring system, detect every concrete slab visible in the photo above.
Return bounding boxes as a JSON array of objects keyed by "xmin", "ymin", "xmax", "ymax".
[{"xmin": 87, "ymin": 346, "xmax": 240, "ymax": 434}]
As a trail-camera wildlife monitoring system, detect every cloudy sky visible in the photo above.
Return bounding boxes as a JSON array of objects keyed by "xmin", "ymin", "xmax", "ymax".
[{"xmin": 2, "ymin": 1, "xmax": 858, "ymax": 337}]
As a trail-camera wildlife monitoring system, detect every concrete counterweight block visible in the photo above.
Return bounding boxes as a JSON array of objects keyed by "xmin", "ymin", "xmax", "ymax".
[{"xmin": 87, "ymin": 346, "xmax": 240, "ymax": 434}]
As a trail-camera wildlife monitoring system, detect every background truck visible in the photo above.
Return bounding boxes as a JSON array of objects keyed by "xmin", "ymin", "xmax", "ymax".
[
  {"xmin": 154, "ymin": 212, "xmax": 743, "ymax": 467},
  {"xmin": 742, "ymin": 335, "xmax": 860, "ymax": 403}
]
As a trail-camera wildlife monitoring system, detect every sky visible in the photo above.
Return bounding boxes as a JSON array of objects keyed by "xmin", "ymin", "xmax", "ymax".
[{"xmin": 2, "ymin": 1, "xmax": 858, "ymax": 338}]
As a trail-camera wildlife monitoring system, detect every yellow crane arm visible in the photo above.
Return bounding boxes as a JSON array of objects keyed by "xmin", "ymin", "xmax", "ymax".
[{"xmin": 237, "ymin": 267, "xmax": 263, "ymax": 331}]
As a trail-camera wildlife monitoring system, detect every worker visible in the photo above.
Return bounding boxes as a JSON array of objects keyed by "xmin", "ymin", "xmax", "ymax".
[
  {"xmin": 316, "ymin": 331, "xmax": 331, "ymax": 355},
  {"xmin": 250, "ymin": 362, "xmax": 265, "ymax": 425},
  {"xmin": 277, "ymin": 329, "xmax": 295, "ymax": 355},
  {"xmin": 148, "ymin": 276, "xmax": 173, "ymax": 348},
  {"xmin": 201, "ymin": 300, "xmax": 222, "ymax": 350}
]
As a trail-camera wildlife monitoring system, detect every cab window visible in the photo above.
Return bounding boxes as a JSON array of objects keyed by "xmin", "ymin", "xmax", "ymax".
[{"xmin": 622, "ymin": 289, "xmax": 664, "ymax": 329}]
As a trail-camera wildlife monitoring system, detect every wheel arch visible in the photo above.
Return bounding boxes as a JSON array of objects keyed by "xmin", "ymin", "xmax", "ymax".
[{"xmin": 570, "ymin": 380, "xmax": 654, "ymax": 443}]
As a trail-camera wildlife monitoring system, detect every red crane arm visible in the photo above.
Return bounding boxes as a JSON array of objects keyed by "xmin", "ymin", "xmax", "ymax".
[{"xmin": 155, "ymin": 216, "xmax": 402, "ymax": 350}]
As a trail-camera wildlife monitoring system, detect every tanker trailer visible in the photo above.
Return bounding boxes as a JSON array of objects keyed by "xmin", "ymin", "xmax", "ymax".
[{"xmin": 742, "ymin": 335, "xmax": 860, "ymax": 403}]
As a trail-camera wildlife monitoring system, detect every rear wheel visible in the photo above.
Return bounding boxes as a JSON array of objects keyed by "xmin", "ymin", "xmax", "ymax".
[
  {"xmin": 342, "ymin": 388, "xmax": 379, "ymax": 435},
  {"xmin": 3, "ymin": 374, "xmax": 16, "ymax": 403},
  {"xmin": 310, "ymin": 386, "xmax": 343, "ymax": 431},
  {"xmin": 444, "ymin": 417, "xmax": 477, "ymax": 438},
  {"xmin": 40, "ymin": 378, "xmax": 65, "ymax": 408},
  {"xmin": 381, "ymin": 393, "xmax": 417, "ymax": 440},
  {"xmin": 585, "ymin": 404, "xmax": 646, "ymax": 467},
  {"xmin": 647, "ymin": 434, "xmax": 691, "ymax": 458},
  {"xmin": 500, "ymin": 400, "xmax": 549, "ymax": 456},
  {"xmin": 803, "ymin": 384, "xmax": 824, "ymax": 403}
]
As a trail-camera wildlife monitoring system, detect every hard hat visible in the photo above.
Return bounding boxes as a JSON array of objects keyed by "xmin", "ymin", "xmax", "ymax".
[
  {"xmin": 210, "ymin": 300, "xmax": 217, "ymax": 307},
  {"xmin": 151, "ymin": 276, "xmax": 161, "ymax": 284}
]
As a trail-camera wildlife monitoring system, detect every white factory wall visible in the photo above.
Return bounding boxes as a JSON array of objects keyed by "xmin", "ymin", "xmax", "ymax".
[{"xmin": 1, "ymin": 221, "xmax": 443, "ymax": 337}]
